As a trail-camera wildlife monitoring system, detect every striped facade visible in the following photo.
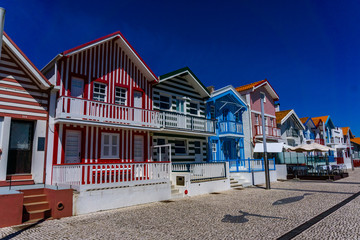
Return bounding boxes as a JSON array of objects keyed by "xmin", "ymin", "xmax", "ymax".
[
  {"xmin": 153, "ymin": 67, "xmax": 212, "ymax": 162},
  {"xmin": 0, "ymin": 33, "xmax": 51, "ymax": 184},
  {"xmin": 43, "ymin": 33, "xmax": 159, "ymax": 169},
  {"xmin": 0, "ymin": 47, "xmax": 48, "ymax": 120}
]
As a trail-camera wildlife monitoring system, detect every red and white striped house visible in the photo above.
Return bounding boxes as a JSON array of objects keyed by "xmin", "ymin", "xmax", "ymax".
[
  {"xmin": 42, "ymin": 32, "xmax": 171, "ymax": 214},
  {"xmin": 0, "ymin": 32, "xmax": 51, "ymax": 185}
]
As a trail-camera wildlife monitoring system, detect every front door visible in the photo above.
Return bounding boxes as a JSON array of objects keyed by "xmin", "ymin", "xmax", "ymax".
[
  {"xmin": 134, "ymin": 135, "xmax": 144, "ymax": 162},
  {"xmin": 65, "ymin": 130, "xmax": 81, "ymax": 163},
  {"xmin": 7, "ymin": 120, "xmax": 34, "ymax": 174},
  {"xmin": 133, "ymin": 91, "xmax": 143, "ymax": 123}
]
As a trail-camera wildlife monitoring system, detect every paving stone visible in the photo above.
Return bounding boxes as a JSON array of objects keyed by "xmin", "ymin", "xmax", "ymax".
[{"xmin": 1, "ymin": 169, "xmax": 360, "ymax": 239}]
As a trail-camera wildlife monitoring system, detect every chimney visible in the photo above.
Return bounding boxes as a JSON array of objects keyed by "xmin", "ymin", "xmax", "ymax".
[
  {"xmin": 275, "ymin": 102, "xmax": 280, "ymax": 112},
  {"xmin": 0, "ymin": 7, "xmax": 5, "ymax": 59},
  {"xmin": 207, "ymin": 86, "xmax": 215, "ymax": 94}
]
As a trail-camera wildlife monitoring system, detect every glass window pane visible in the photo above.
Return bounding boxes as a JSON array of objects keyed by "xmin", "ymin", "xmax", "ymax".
[{"xmin": 104, "ymin": 135, "xmax": 109, "ymax": 145}]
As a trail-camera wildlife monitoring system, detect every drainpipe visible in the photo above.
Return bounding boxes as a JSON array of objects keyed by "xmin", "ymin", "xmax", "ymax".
[{"xmin": 0, "ymin": 8, "xmax": 5, "ymax": 59}]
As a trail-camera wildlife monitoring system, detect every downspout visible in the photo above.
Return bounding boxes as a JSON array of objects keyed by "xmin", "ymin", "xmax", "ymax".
[{"xmin": 0, "ymin": 8, "xmax": 6, "ymax": 59}]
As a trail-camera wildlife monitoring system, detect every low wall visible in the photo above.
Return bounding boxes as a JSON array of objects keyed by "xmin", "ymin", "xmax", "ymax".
[
  {"xmin": 230, "ymin": 170, "xmax": 277, "ymax": 186},
  {"xmin": 0, "ymin": 191, "xmax": 23, "ymax": 227},
  {"xmin": 73, "ymin": 182, "xmax": 170, "ymax": 215},
  {"xmin": 44, "ymin": 188, "xmax": 73, "ymax": 219},
  {"xmin": 275, "ymin": 164, "xmax": 288, "ymax": 180}
]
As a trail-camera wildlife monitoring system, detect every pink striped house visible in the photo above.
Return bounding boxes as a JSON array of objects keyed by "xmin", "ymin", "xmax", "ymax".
[{"xmin": 42, "ymin": 32, "xmax": 171, "ymax": 214}]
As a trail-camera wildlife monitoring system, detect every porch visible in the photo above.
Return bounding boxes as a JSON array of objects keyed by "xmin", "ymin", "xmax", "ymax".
[
  {"xmin": 52, "ymin": 162, "xmax": 171, "ymax": 191},
  {"xmin": 228, "ymin": 158, "xmax": 276, "ymax": 173},
  {"xmin": 218, "ymin": 121, "xmax": 243, "ymax": 136}
]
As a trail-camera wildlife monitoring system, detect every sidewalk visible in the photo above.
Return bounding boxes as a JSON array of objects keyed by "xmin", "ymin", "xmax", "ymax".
[{"xmin": 1, "ymin": 169, "xmax": 360, "ymax": 239}]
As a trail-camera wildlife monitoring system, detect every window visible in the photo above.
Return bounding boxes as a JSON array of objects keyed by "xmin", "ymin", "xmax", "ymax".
[
  {"xmin": 212, "ymin": 142, "xmax": 217, "ymax": 153},
  {"xmin": 115, "ymin": 87, "xmax": 127, "ymax": 105},
  {"xmin": 264, "ymin": 117, "xmax": 267, "ymax": 126},
  {"xmin": 194, "ymin": 141, "xmax": 201, "ymax": 154},
  {"xmin": 255, "ymin": 114, "xmax": 259, "ymax": 125},
  {"xmin": 174, "ymin": 140, "xmax": 187, "ymax": 155},
  {"xmin": 159, "ymin": 95, "xmax": 170, "ymax": 110},
  {"xmin": 223, "ymin": 109, "xmax": 229, "ymax": 121},
  {"xmin": 101, "ymin": 133, "xmax": 119, "ymax": 158},
  {"xmin": 93, "ymin": 82, "xmax": 106, "ymax": 102},
  {"xmin": 176, "ymin": 99, "xmax": 184, "ymax": 113},
  {"xmin": 210, "ymin": 105, "xmax": 215, "ymax": 119},
  {"xmin": 189, "ymin": 102, "xmax": 198, "ymax": 115},
  {"xmin": 157, "ymin": 138, "xmax": 166, "ymax": 154}
]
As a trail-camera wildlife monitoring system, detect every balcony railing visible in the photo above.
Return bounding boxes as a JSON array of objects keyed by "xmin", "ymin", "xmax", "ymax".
[
  {"xmin": 218, "ymin": 121, "xmax": 243, "ymax": 135},
  {"xmin": 56, "ymin": 96, "xmax": 161, "ymax": 128},
  {"xmin": 159, "ymin": 111, "xmax": 216, "ymax": 134},
  {"xmin": 254, "ymin": 125, "xmax": 281, "ymax": 138},
  {"xmin": 52, "ymin": 162, "xmax": 171, "ymax": 191},
  {"xmin": 172, "ymin": 162, "xmax": 226, "ymax": 182},
  {"xmin": 228, "ymin": 158, "xmax": 276, "ymax": 172},
  {"xmin": 315, "ymin": 138, "xmax": 325, "ymax": 145}
]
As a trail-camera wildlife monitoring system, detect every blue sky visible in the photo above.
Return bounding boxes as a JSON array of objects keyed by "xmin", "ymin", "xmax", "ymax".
[{"xmin": 2, "ymin": 0, "xmax": 359, "ymax": 135}]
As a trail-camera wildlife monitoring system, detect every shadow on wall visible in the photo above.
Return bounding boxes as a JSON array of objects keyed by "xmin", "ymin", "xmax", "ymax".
[{"xmin": 221, "ymin": 210, "xmax": 285, "ymax": 223}]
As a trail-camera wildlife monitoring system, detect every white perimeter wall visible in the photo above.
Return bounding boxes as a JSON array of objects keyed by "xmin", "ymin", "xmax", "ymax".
[
  {"xmin": 231, "ymin": 170, "xmax": 277, "ymax": 186},
  {"xmin": 73, "ymin": 183, "xmax": 171, "ymax": 215},
  {"xmin": 275, "ymin": 164, "xmax": 288, "ymax": 180}
]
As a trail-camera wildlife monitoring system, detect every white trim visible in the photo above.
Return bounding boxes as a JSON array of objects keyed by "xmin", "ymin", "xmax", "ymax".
[
  {"xmin": 251, "ymin": 110, "xmax": 276, "ymax": 118},
  {"xmin": 3, "ymin": 36, "xmax": 50, "ymax": 89},
  {"xmin": 279, "ymin": 110, "xmax": 305, "ymax": 130}
]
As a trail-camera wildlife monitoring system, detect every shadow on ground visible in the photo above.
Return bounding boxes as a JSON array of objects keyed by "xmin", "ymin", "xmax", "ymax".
[{"xmin": 221, "ymin": 210, "xmax": 285, "ymax": 223}]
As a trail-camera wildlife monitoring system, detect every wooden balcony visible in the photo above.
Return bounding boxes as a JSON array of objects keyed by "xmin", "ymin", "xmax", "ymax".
[
  {"xmin": 56, "ymin": 96, "xmax": 161, "ymax": 128},
  {"xmin": 159, "ymin": 110, "xmax": 216, "ymax": 134},
  {"xmin": 286, "ymin": 129, "xmax": 299, "ymax": 138},
  {"xmin": 218, "ymin": 121, "xmax": 243, "ymax": 136},
  {"xmin": 254, "ymin": 124, "xmax": 281, "ymax": 138}
]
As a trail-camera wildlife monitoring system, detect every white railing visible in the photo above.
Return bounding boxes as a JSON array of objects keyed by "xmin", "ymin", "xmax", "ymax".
[
  {"xmin": 151, "ymin": 144, "xmax": 172, "ymax": 162},
  {"xmin": 52, "ymin": 162, "xmax": 171, "ymax": 191},
  {"xmin": 159, "ymin": 111, "xmax": 216, "ymax": 134},
  {"xmin": 219, "ymin": 121, "xmax": 243, "ymax": 135},
  {"xmin": 172, "ymin": 162, "xmax": 226, "ymax": 182},
  {"xmin": 255, "ymin": 125, "xmax": 281, "ymax": 138},
  {"xmin": 56, "ymin": 96, "xmax": 161, "ymax": 128}
]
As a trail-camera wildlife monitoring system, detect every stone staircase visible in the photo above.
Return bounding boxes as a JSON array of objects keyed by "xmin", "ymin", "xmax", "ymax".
[
  {"xmin": 230, "ymin": 177, "xmax": 251, "ymax": 189},
  {"xmin": 20, "ymin": 188, "xmax": 52, "ymax": 224},
  {"xmin": 0, "ymin": 174, "xmax": 35, "ymax": 187},
  {"xmin": 170, "ymin": 182, "xmax": 183, "ymax": 199}
]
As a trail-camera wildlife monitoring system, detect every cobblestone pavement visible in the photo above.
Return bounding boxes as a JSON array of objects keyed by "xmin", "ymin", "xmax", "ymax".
[{"xmin": 2, "ymin": 170, "xmax": 360, "ymax": 240}]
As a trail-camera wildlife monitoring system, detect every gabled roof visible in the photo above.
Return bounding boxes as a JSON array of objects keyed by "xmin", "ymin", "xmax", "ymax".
[
  {"xmin": 351, "ymin": 137, "xmax": 360, "ymax": 146},
  {"xmin": 209, "ymin": 85, "xmax": 248, "ymax": 107},
  {"xmin": 300, "ymin": 117, "xmax": 309, "ymax": 124},
  {"xmin": 275, "ymin": 109, "xmax": 305, "ymax": 130},
  {"xmin": 2, "ymin": 32, "xmax": 51, "ymax": 90},
  {"xmin": 42, "ymin": 31, "xmax": 158, "ymax": 82},
  {"xmin": 312, "ymin": 115, "xmax": 335, "ymax": 129},
  {"xmin": 159, "ymin": 67, "xmax": 210, "ymax": 98},
  {"xmin": 342, "ymin": 127, "xmax": 355, "ymax": 138},
  {"xmin": 235, "ymin": 79, "xmax": 279, "ymax": 101}
]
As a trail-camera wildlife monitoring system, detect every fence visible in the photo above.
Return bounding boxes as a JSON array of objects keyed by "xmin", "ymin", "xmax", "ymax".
[
  {"xmin": 53, "ymin": 162, "xmax": 171, "ymax": 191},
  {"xmin": 172, "ymin": 162, "xmax": 226, "ymax": 182},
  {"xmin": 228, "ymin": 158, "xmax": 276, "ymax": 173}
]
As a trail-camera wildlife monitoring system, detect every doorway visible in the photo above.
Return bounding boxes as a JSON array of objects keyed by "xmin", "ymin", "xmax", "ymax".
[{"xmin": 7, "ymin": 120, "xmax": 34, "ymax": 174}]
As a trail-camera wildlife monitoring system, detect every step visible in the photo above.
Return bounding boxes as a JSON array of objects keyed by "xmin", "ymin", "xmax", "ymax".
[
  {"xmin": 6, "ymin": 174, "xmax": 33, "ymax": 181},
  {"xmin": 20, "ymin": 188, "xmax": 45, "ymax": 196},
  {"xmin": 22, "ymin": 217, "xmax": 53, "ymax": 226},
  {"xmin": 23, "ymin": 194, "xmax": 47, "ymax": 204},
  {"xmin": 230, "ymin": 180, "xmax": 238, "ymax": 184},
  {"xmin": 230, "ymin": 183, "xmax": 244, "ymax": 188},
  {"xmin": 0, "ymin": 179, "xmax": 35, "ymax": 187},
  {"xmin": 230, "ymin": 177, "xmax": 235, "ymax": 181},
  {"xmin": 24, "ymin": 201, "xmax": 50, "ymax": 212},
  {"xmin": 27, "ymin": 209, "xmax": 51, "ymax": 221}
]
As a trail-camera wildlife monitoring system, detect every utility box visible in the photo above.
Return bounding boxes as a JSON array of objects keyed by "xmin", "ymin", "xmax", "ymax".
[{"xmin": 176, "ymin": 176, "xmax": 185, "ymax": 186}]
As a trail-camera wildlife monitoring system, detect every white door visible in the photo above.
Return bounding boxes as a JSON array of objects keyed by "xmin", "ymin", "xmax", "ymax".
[
  {"xmin": 70, "ymin": 77, "xmax": 84, "ymax": 117},
  {"xmin": 134, "ymin": 91, "xmax": 143, "ymax": 123},
  {"xmin": 65, "ymin": 130, "xmax": 81, "ymax": 163},
  {"xmin": 134, "ymin": 135, "xmax": 144, "ymax": 162}
]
